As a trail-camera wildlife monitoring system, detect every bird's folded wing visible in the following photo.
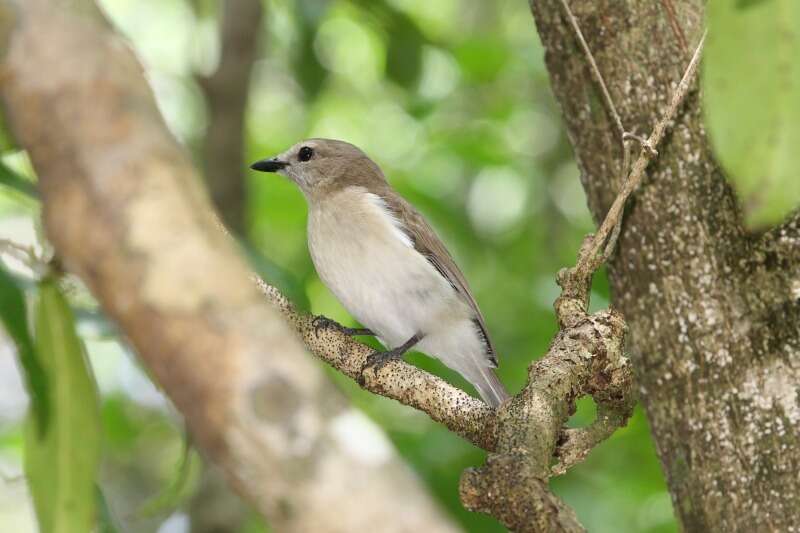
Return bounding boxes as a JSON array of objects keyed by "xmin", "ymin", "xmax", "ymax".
[{"xmin": 379, "ymin": 188, "xmax": 498, "ymax": 366}]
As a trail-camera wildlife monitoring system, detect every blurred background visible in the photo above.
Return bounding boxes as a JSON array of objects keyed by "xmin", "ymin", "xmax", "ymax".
[{"xmin": 0, "ymin": 0, "xmax": 674, "ymax": 531}]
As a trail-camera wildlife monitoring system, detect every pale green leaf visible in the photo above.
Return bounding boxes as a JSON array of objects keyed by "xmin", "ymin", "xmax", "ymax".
[
  {"xmin": 0, "ymin": 160, "xmax": 38, "ymax": 199},
  {"xmin": 0, "ymin": 262, "xmax": 49, "ymax": 434},
  {"xmin": 96, "ymin": 485, "xmax": 120, "ymax": 533},
  {"xmin": 704, "ymin": 0, "xmax": 800, "ymax": 227},
  {"xmin": 24, "ymin": 278, "xmax": 101, "ymax": 533}
]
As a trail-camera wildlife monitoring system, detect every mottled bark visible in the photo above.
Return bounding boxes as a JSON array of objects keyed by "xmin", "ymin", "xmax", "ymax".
[
  {"xmin": 0, "ymin": 2, "xmax": 459, "ymax": 531},
  {"xmin": 528, "ymin": 1, "xmax": 800, "ymax": 530},
  {"xmin": 197, "ymin": 0, "xmax": 262, "ymax": 234}
]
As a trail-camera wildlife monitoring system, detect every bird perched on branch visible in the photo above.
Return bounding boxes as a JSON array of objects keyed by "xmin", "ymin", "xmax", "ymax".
[{"xmin": 251, "ymin": 139, "xmax": 509, "ymax": 407}]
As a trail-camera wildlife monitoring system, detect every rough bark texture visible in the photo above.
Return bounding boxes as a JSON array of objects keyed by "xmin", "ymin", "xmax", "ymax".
[
  {"xmin": 0, "ymin": 2, "xmax": 459, "ymax": 532},
  {"xmin": 528, "ymin": 1, "xmax": 800, "ymax": 530},
  {"xmin": 198, "ymin": 0, "xmax": 262, "ymax": 234}
]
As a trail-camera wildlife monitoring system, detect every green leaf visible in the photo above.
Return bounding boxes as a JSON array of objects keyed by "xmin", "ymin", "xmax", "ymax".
[
  {"xmin": 24, "ymin": 278, "xmax": 101, "ymax": 533},
  {"xmin": 704, "ymin": 0, "xmax": 800, "ymax": 227},
  {"xmin": 348, "ymin": 0, "xmax": 426, "ymax": 89},
  {"xmin": 0, "ymin": 263, "xmax": 49, "ymax": 434},
  {"xmin": 0, "ymin": 160, "xmax": 38, "ymax": 199},
  {"xmin": 137, "ymin": 431, "xmax": 197, "ymax": 518},
  {"xmin": 96, "ymin": 485, "xmax": 120, "ymax": 533},
  {"xmin": 454, "ymin": 37, "xmax": 510, "ymax": 84}
]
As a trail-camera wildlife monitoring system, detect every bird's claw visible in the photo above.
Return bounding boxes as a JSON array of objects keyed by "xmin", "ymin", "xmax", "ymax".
[
  {"xmin": 359, "ymin": 349, "xmax": 403, "ymax": 378},
  {"xmin": 312, "ymin": 315, "xmax": 338, "ymax": 338},
  {"xmin": 313, "ymin": 315, "xmax": 374, "ymax": 338}
]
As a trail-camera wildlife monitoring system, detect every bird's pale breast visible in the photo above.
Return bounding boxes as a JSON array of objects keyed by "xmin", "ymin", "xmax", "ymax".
[{"xmin": 307, "ymin": 186, "xmax": 470, "ymax": 348}]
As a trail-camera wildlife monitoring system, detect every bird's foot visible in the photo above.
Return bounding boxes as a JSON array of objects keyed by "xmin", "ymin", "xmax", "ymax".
[
  {"xmin": 359, "ymin": 348, "xmax": 405, "ymax": 379},
  {"xmin": 312, "ymin": 315, "xmax": 374, "ymax": 338}
]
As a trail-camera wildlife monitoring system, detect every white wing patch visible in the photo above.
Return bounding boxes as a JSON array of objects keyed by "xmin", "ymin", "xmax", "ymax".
[{"xmin": 363, "ymin": 191, "xmax": 414, "ymax": 248}]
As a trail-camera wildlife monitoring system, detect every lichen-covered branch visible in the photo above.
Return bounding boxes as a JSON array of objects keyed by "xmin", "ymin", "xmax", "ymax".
[
  {"xmin": 0, "ymin": 2, "xmax": 458, "ymax": 532},
  {"xmin": 459, "ymin": 310, "xmax": 632, "ymax": 533},
  {"xmin": 257, "ymin": 280, "xmax": 499, "ymax": 451}
]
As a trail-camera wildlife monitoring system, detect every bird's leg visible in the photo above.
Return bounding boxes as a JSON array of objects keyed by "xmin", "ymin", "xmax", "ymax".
[
  {"xmin": 361, "ymin": 333, "xmax": 422, "ymax": 376},
  {"xmin": 312, "ymin": 314, "xmax": 374, "ymax": 338}
]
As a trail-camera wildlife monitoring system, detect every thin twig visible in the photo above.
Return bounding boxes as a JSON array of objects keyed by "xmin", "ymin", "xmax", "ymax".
[
  {"xmin": 660, "ymin": 0, "xmax": 688, "ymax": 55},
  {"xmin": 558, "ymin": 0, "xmax": 625, "ymax": 140},
  {"xmin": 557, "ymin": 0, "xmax": 637, "ymax": 198},
  {"xmin": 574, "ymin": 31, "xmax": 706, "ymax": 276}
]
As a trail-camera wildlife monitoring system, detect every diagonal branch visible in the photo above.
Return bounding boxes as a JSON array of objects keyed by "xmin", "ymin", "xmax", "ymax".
[
  {"xmin": 256, "ymin": 278, "xmax": 499, "ymax": 451},
  {"xmin": 456, "ymin": 16, "xmax": 707, "ymax": 531},
  {"xmin": 0, "ymin": 3, "xmax": 460, "ymax": 532}
]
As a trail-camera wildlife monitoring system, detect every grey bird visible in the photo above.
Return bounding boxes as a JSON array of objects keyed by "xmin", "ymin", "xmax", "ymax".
[{"xmin": 251, "ymin": 139, "xmax": 509, "ymax": 407}]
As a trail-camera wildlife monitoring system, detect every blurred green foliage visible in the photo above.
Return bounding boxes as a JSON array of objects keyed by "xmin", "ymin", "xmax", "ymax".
[
  {"xmin": 0, "ymin": 0, "xmax": 679, "ymax": 532},
  {"xmin": 704, "ymin": 0, "xmax": 800, "ymax": 227}
]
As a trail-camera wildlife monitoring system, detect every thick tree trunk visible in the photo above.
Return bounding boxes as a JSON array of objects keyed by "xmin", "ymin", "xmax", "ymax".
[{"xmin": 528, "ymin": 1, "xmax": 800, "ymax": 530}]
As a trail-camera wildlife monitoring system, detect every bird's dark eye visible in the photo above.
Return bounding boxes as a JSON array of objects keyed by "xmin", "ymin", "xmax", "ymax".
[{"xmin": 298, "ymin": 146, "xmax": 314, "ymax": 162}]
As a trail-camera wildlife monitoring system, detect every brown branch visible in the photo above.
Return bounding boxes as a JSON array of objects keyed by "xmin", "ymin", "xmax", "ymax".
[
  {"xmin": 197, "ymin": 0, "xmax": 263, "ymax": 234},
  {"xmin": 531, "ymin": 1, "xmax": 800, "ymax": 528},
  {"xmin": 557, "ymin": 0, "xmax": 625, "ymax": 141},
  {"xmin": 256, "ymin": 279, "xmax": 499, "ymax": 451},
  {"xmin": 660, "ymin": 0, "xmax": 688, "ymax": 54},
  {"xmin": 0, "ymin": 3, "xmax": 460, "ymax": 532}
]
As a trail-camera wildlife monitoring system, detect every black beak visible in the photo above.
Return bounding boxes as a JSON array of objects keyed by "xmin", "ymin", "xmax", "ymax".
[{"xmin": 250, "ymin": 158, "xmax": 289, "ymax": 172}]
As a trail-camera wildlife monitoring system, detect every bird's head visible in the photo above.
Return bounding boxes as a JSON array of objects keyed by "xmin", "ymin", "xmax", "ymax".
[{"xmin": 250, "ymin": 138, "xmax": 385, "ymax": 197}]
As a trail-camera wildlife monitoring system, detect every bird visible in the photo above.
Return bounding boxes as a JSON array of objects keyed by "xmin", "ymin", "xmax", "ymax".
[{"xmin": 251, "ymin": 139, "xmax": 509, "ymax": 407}]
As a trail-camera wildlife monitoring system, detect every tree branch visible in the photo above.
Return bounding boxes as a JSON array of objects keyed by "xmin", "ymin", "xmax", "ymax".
[
  {"xmin": 256, "ymin": 279, "xmax": 499, "ymax": 451},
  {"xmin": 0, "ymin": 3, "xmax": 459, "ymax": 532}
]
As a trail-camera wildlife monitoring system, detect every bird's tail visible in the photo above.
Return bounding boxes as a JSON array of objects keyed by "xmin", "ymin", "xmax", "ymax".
[{"xmin": 469, "ymin": 364, "xmax": 509, "ymax": 408}]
